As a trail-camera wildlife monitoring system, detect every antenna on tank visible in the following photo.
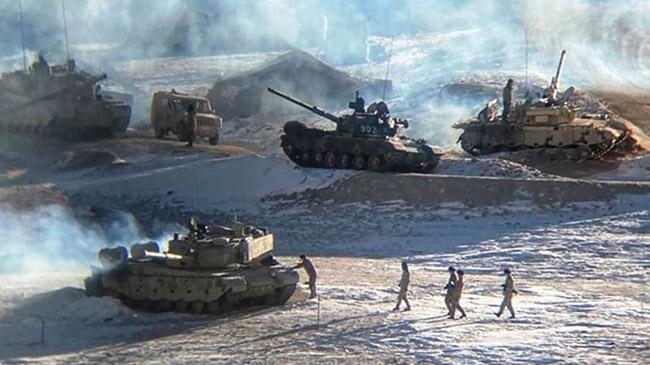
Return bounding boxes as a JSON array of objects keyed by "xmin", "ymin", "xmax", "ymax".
[
  {"xmin": 61, "ymin": 0, "xmax": 71, "ymax": 61},
  {"xmin": 524, "ymin": 27, "xmax": 529, "ymax": 86},
  {"xmin": 382, "ymin": 37, "xmax": 394, "ymax": 100},
  {"xmin": 18, "ymin": 0, "xmax": 27, "ymax": 71}
]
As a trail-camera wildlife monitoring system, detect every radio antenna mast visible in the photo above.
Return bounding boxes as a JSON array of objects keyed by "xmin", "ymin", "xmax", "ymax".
[
  {"xmin": 61, "ymin": 0, "xmax": 71, "ymax": 61},
  {"xmin": 382, "ymin": 37, "xmax": 394, "ymax": 100},
  {"xmin": 19, "ymin": 0, "xmax": 27, "ymax": 71},
  {"xmin": 524, "ymin": 27, "xmax": 529, "ymax": 86}
]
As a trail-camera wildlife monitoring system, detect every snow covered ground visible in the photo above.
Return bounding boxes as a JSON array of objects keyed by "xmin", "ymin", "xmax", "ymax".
[
  {"xmin": 0, "ymin": 24, "xmax": 649, "ymax": 365},
  {"xmin": 1, "ymin": 197, "xmax": 648, "ymax": 364}
]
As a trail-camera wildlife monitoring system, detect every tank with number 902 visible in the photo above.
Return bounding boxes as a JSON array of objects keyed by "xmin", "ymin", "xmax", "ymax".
[{"xmin": 267, "ymin": 88, "xmax": 443, "ymax": 173}]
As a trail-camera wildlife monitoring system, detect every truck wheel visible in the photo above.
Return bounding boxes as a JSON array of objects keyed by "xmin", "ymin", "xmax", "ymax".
[
  {"xmin": 208, "ymin": 134, "xmax": 219, "ymax": 145},
  {"xmin": 155, "ymin": 128, "xmax": 166, "ymax": 139}
]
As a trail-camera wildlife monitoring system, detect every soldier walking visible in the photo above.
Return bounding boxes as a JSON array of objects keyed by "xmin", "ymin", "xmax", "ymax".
[
  {"xmin": 444, "ymin": 266, "xmax": 458, "ymax": 315},
  {"xmin": 185, "ymin": 103, "xmax": 197, "ymax": 147},
  {"xmin": 502, "ymin": 79, "xmax": 514, "ymax": 121},
  {"xmin": 449, "ymin": 269, "xmax": 466, "ymax": 319},
  {"xmin": 495, "ymin": 268, "xmax": 517, "ymax": 318},
  {"xmin": 295, "ymin": 254, "xmax": 317, "ymax": 299},
  {"xmin": 393, "ymin": 261, "xmax": 411, "ymax": 311}
]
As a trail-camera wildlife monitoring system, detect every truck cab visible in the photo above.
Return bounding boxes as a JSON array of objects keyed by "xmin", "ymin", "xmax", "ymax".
[{"xmin": 151, "ymin": 90, "xmax": 223, "ymax": 145}]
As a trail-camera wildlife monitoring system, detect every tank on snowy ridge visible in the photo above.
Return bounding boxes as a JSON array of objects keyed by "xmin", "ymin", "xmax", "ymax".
[
  {"xmin": 453, "ymin": 50, "xmax": 628, "ymax": 159},
  {"xmin": 0, "ymin": 56, "xmax": 131, "ymax": 139},
  {"xmin": 268, "ymin": 87, "xmax": 443, "ymax": 173},
  {"xmin": 84, "ymin": 216, "xmax": 299, "ymax": 314}
]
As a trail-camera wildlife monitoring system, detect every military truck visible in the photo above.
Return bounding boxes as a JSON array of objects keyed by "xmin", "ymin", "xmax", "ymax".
[
  {"xmin": 0, "ymin": 56, "xmax": 131, "ymax": 139},
  {"xmin": 268, "ymin": 88, "xmax": 443, "ymax": 173},
  {"xmin": 150, "ymin": 90, "xmax": 222, "ymax": 145},
  {"xmin": 84, "ymin": 217, "xmax": 298, "ymax": 314},
  {"xmin": 453, "ymin": 50, "xmax": 628, "ymax": 159}
]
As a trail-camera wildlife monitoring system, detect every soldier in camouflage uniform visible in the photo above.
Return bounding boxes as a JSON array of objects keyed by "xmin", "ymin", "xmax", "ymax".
[
  {"xmin": 495, "ymin": 268, "xmax": 517, "ymax": 318},
  {"xmin": 295, "ymin": 254, "xmax": 317, "ymax": 299},
  {"xmin": 444, "ymin": 266, "xmax": 458, "ymax": 315},
  {"xmin": 393, "ymin": 261, "xmax": 411, "ymax": 311}
]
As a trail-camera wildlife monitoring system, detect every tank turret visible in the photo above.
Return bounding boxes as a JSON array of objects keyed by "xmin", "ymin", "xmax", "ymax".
[
  {"xmin": 268, "ymin": 87, "xmax": 441, "ymax": 172},
  {"xmin": 84, "ymin": 217, "xmax": 298, "ymax": 314}
]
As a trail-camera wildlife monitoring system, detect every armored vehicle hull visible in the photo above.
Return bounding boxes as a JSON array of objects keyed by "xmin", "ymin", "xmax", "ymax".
[
  {"xmin": 85, "ymin": 259, "xmax": 297, "ymax": 314},
  {"xmin": 85, "ymin": 219, "xmax": 299, "ymax": 314},
  {"xmin": 282, "ymin": 121, "xmax": 442, "ymax": 173},
  {"xmin": 0, "ymin": 58, "xmax": 131, "ymax": 140}
]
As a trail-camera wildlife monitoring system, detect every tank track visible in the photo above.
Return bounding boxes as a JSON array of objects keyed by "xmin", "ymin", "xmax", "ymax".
[
  {"xmin": 459, "ymin": 136, "xmax": 627, "ymax": 161},
  {"xmin": 281, "ymin": 122, "xmax": 439, "ymax": 174},
  {"xmin": 88, "ymin": 272, "xmax": 296, "ymax": 315}
]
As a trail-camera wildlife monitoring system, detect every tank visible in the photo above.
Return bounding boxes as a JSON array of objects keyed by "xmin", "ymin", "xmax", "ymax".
[
  {"xmin": 84, "ymin": 217, "xmax": 299, "ymax": 314},
  {"xmin": 0, "ymin": 56, "xmax": 131, "ymax": 139},
  {"xmin": 268, "ymin": 88, "xmax": 443, "ymax": 173},
  {"xmin": 453, "ymin": 50, "xmax": 628, "ymax": 159}
]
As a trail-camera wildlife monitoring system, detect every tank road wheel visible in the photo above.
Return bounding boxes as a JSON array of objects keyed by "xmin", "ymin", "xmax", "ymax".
[
  {"xmin": 352, "ymin": 154, "xmax": 366, "ymax": 170},
  {"xmin": 206, "ymin": 300, "xmax": 221, "ymax": 314},
  {"xmin": 154, "ymin": 300, "xmax": 171, "ymax": 312},
  {"xmin": 300, "ymin": 150, "xmax": 313, "ymax": 167},
  {"xmin": 314, "ymin": 151, "xmax": 324, "ymax": 167},
  {"xmin": 338, "ymin": 153, "xmax": 351, "ymax": 169},
  {"xmin": 368, "ymin": 155, "xmax": 385, "ymax": 172},
  {"xmin": 174, "ymin": 300, "xmax": 190, "ymax": 312},
  {"xmin": 460, "ymin": 140, "xmax": 479, "ymax": 156},
  {"xmin": 190, "ymin": 300, "xmax": 206, "ymax": 314},
  {"xmin": 155, "ymin": 127, "xmax": 166, "ymax": 139},
  {"xmin": 121, "ymin": 296, "xmax": 141, "ymax": 309},
  {"xmin": 324, "ymin": 151, "xmax": 338, "ymax": 169}
]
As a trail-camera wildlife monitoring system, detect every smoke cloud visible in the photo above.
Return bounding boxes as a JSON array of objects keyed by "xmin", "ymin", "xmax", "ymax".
[{"xmin": 0, "ymin": 204, "xmax": 149, "ymax": 274}]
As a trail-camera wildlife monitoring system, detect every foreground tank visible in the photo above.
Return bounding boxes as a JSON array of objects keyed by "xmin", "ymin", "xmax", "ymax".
[
  {"xmin": 453, "ymin": 50, "xmax": 628, "ymax": 159},
  {"xmin": 0, "ymin": 56, "xmax": 131, "ymax": 139},
  {"xmin": 268, "ymin": 88, "xmax": 443, "ymax": 173},
  {"xmin": 84, "ymin": 218, "xmax": 299, "ymax": 314}
]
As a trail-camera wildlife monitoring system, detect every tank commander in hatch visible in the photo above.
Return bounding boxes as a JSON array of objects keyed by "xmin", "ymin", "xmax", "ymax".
[
  {"xmin": 187, "ymin": 216, "xmax": 207, "ymax": 239},
  {"xmin": 294, "ymin": 254, "xmax": 317, "ymax": 299},
  {"xmin": 502, "ymin": 79, "xmax": 514, "ymax": 121}
]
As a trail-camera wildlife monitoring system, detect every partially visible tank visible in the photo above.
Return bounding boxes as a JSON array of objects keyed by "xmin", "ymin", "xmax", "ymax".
[
  {"xmin": 0, "ymin": 56, "xmax": 131, "ymax": 139},
  {"xmin": 453, "ymin": 50, "xmax": 628, "ymax": 159},
  {"xmin": 268, "ymin": 88, "xmax": 443, "ymax": 173},
  {"xmin": 84, "ymin": 217, "xmax": 299, "ymax": 314}
]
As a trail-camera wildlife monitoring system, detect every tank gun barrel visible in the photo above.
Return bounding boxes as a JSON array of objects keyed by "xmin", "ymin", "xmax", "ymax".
[
  {"xmin": 552, "ymin": 50, "xmax": 567, "ymax": 89},
  {"xmin": 267, "ymin": 87, "xmax": 341, "ymax": 124}
]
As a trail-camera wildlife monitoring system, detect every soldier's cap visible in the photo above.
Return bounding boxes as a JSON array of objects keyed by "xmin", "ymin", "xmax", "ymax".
[
  {"xmin": 448, "ymin": 266, "xmax": 455, "ymax": 272},
  {"xmin": 299, "ymin": 254, "xmax": 306, "ymax": 259},
  {"xmin": 503, "ymin": 268, "xmax": 511, "ymax": 274},
  {"xmin": 457, "ymin": 269, "xmax": 464, "ymax": 275}
]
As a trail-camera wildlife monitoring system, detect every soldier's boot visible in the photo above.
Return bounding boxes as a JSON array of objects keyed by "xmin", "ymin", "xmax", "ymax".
[
  {"xmin": 404, "ymin": 299, "xmax": 411, "ymax": 311},
  {"xmin": 494, "ymin": 312, "xmax": 502, "ymax": 318}
]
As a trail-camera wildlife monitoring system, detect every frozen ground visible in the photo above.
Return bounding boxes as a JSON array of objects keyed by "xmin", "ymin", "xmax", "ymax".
[
  {"xmin": 0, "ymin": 197, "xmax": 648, "ymax": 364},
  {"xmin": 1, "ymin": 25, "xmax": 649, "ymax": 365}
]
